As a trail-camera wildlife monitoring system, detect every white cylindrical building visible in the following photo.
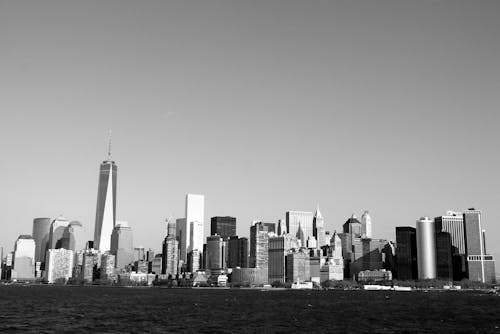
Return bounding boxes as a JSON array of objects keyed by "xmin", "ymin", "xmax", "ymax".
[{"xmin": 416, "ymin": 217, "xmax": 436, "ymax": 279}]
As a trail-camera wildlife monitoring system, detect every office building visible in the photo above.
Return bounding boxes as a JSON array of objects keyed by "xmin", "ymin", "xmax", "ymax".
[
  {"xmin": 435, "ymin": 211, "xmax": 467, "ymax": 280},
  {"xmin": 249, "ymin": 222, "xmax": 269, "ymax": 270},
  {"xmin": 177, "ymin": 194, "xmax": 205, "ymax": 263},
  {"xmin": 416, "ymin": 217, "xmax": 436, "ymax": 279},
  {"xmin": 361, "ymin": 211, "xmax": 372, "ymax": 238},
  {"xmin": 206, "ymin": 235, "xmax": 225, "ymax": 271},
  {"xmin": 134, "ymin": 247, "xmax": 145, "ymax": 262},
  {"xmin": 152, "ymin": 254, "xmax": 162, "ymax": 274},
  {"xmin": 238, "ymin": 237, "xmax": 249, "ymax": 268},
  {"xmin": 162, "ymin": 219, "xmax": 179, "ymax": 276},
  {"xmin": 313, "ymin": 206, "xmax": 326, "ymax": 248},
  {"xmin": 357, "ymin": 269, "xmax": 392, "ymax": 282},
  {"xmin": 361, "ymin": 238, "xmax": 386, "ymax": 271},
  {"xmin": 59, "ymin": 221, "xmax": 83, "ymax": 252},
  {"xmin": 32, "ymin": 218, "xmax": 51, "ymax": 266},
  {"xmin": 286, "ymin": 211, "xmax": 314, "ymax": 248},
  {"xmin": 48, "ymin": 215, "xmax": 70, "ymax": 250},
  {"xmin": 93, "ymin": 142, "xmax": 117, "ymax": 252},
  {"xmin": 210, "ymin": 216, "xmax": 236, "ymax": 240},
  {"xmin": 268, "ymin": 234, "xmax": 300, "ymax": 283},
  {"xmin": 395, "ymin": 226, "xmax": 417, "ymax": 280},
  {"xmin": 435, "ymin": 232, "xmax": 453, "ymax": 280},
  {"xmin": 463, "ymin": 209, "xmax": 496, "ymax": 283},
  {"xmin": 110, "ymin": 221, "xmax": 134, "ymax": 270},
  {"xmin": 82, "ymin": 249, "xmax": 101, "ymax": 282},
  {"xmin": 12, "ymin": 235, "xmax": 36, "ymax": 281},
  {"xmin": 286, "ymin": 249, "xmax": 310, "ymax": 283},
  {"xmin": 227, "ymin": 236, "xmax": 239, "ymax": 268},
  {"xmin": 45, "ymin": 248, "xmax": 74, "ymax": 283},
  {"xmin": 188, "ymin": 249, "xmax": 202, "ymax": 273},
  {"xmin": 341, "ymin": 214, "xmax": 363, "ymax": 279},
  {"xmin": 100, "ymin": 253, "xmax": 116, "ymax": 280}
]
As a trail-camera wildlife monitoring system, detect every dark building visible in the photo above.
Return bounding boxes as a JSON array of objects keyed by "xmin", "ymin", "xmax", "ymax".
[
  {"xmin": 262, "ymin": 222, "xmax": 276, "ymax": 234},
  {"xmin": 395, "ymin": 227, "xmax": 417, "ymax": 280},
  {"xmin": 227, "ymin": 236, "xmax": 239, "ymax": 268},
  {"xmin": 210, "ymin": 217, "xmax": 236, "ymax": 240},
  {"xmin": 227, "ymin": 236, "xmax": 249, "ymax": 268},
  {"xmin": 238, "ymin": 237, "xmax": 249, "ymax": 268},
  {"xmin": 435, "ymin": 231, "xmax": 453, "ymax": 280},
  {"xmin": 382, "ymin": 241, "xmax": 396, "ymax": 275}
]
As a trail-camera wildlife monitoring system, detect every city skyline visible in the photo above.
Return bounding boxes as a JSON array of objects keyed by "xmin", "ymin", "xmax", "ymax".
[{"xmin": 1, "ymin": 0, "xmax": 500, "ymax": 267}]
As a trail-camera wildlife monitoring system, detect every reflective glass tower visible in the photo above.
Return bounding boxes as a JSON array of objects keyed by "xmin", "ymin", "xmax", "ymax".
[{"xmin": 93, "ymin": 136, "xmax": 117, "ymax": 252}]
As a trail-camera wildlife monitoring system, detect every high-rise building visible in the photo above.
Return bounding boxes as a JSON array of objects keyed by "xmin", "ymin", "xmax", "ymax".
[
  {"xmin": 206, "ymin": 235, "xmax": 226, "ymax": 271},
  {"xmin": 361, "ymin": 238, "xmax": 386, "ymax": 272},
  {"xmin": 320, "ymin": 232, "xmax": 344, "ymax": 282},
  {"xmin": 82, "ymin": 249, "xmax": 100, "ymax": 283},
  {"xmin": 134, "ymin": 247, "xmax": 146, "ymax": 262},
  {"xmin": 227, "ymin": 236, "xmax": 240, "ymax": 269},
  {"xmin": 416, "ymin": 217, "xmax": 436, "ymax": 279},
  {"xmin": 100, "ymin": 253, "xmax": 116, "ymax": 280},
  {"xmin": 435, "ymin": 232, "xmax": 453, "ymax": 280},
  {"xmin": 268, "ymin": 234, "xmax": 300, "ymax": 283},
  {"xmin": 249, "ymin": 222, "xmax": 270, "ymax": 270},
  {"xmin": 434, "ymin": 211, "xmax": 467, "ymax": 280},
  {"xmin": 12, "ymin": 235, "xmax": 36, "ymax": 281},
  {"xmin": 395, "ymin": 227, "xmax": 417, "ymax": 280},
  {"xmin": 59, "ymin": 221, "xmax": 83, "ymax": 252},
  {"xmin": 286, "ymin": 249, "xmax": 310, "ymax": 283},
  {"xmin": 286, "ymin": 211, "xmax": 314, "ymax": 248},
  {"xmin": 93, "ymin": 141, "xmax": 117, "ymax": 252},
  {"xmin": 313, "ymin": 206, "xmax": 326, "ymax": 248},
  {"xmin": 152, "ymin": 254, "xmax": 162, "ymax": 274},
  {"xmin": 177, "ymin": 194, "xmax": 205, "ymax": 263},
  {"xmin": 238, "ymin": 237, "xmax": 249, "ymax": 268},
  {"xmin": 341, "ymin": 214, "xmax": 363, "ymax": 279},
  {"xmin": 463, "ymin": 209, "xmax": 496, "ymax": 283},
  {"xmin": 162, "ymin": 235, "xmax": 179, "ymax": 277},
  {"xmin": 48, "ymin": 215, "xmax": 70, "ymax": 250},
  {"xmin": 110, "ymin": 221, "xmax": 134, "ymax": 270},
  {"xmin": 361, "ymin": 211, "xmax": 372, "ymax": 238},
  {"xmin": 210, "ymin": 217, "xmax": 236, "ymax": 240},
  {"xmin": 45, "ymin": 248, "xmax": 74, "ymax": 283},
  {"xmin": 32, "ymin": 218, "xmax": 51, "ymax": 266}
]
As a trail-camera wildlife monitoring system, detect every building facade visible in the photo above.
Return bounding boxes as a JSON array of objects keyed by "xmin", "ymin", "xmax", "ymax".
[
  {"xmin": 210, "ymin": 216, "xmax": 236, "ymax": 240},
  {"xmin": 45, "ymin": 248, "xmax": 74, "ymax": 283},
  {"xmin": 395, "ymin": 226, "xmax": 417, "ymax": 280},
  {"xmin": 93, "ymin": 152, "xmax": 117, "ymax": 252},
  {"xmin": 416, "ymin": 217, "xmax": 436, "ymax": 279},
  {"xmin": 110, "ymin": 221, "xmax": 134, "ymax": 270}
]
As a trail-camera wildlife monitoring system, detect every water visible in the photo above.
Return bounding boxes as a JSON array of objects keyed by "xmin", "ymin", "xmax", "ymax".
[{"xmin": 0, "ymin": 286, "xmax": 498, "ymax": 333}]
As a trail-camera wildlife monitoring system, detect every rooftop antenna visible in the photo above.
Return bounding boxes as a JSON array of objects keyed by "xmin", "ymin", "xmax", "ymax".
[{"xmin": 107, "ymin": 130, "xmax": 112, "ymax": 160}]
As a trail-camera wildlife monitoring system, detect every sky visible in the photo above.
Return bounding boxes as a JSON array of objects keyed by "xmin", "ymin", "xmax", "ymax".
[{"xmin": 1, "ymin": 0, "xmax": 499, "ymax": 269}]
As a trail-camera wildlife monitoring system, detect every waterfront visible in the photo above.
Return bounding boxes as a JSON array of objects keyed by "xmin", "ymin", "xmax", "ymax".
[{"xmin": 0, "ymin": 286, "xmax": 498, "ymax": 333}]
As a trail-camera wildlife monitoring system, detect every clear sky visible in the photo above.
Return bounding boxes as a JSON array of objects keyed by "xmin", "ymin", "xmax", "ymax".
[{"xmin": 1, "ymin": 0, "xmax": 499, "ymax": 269}]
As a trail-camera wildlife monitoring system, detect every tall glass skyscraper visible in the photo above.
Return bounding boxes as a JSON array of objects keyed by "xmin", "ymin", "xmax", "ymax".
[{"xmin": 93, "ymin": 144, "xmax": 117, "ymax": 252}]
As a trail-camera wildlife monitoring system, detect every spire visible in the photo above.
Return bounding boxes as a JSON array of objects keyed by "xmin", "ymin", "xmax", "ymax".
[
  {"xmin": 315, "ymin": 204, "xmax": 323, "ymax": 219},
  {"xmin": 107, "ymin": 130, "xmax": 112, "ymax": 161}
]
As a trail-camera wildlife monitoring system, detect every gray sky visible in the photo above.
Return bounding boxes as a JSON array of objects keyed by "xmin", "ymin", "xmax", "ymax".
[{"xmin": 1, "ymin": 0, "xmax": 499, "ymax": 268}]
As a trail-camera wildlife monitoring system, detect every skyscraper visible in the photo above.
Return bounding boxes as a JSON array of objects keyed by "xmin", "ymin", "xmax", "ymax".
[
  {"xmin": 48, "ymin": 215, "xmax": 70, "ymax": 250},
  {"xmin": 434, "ymin": 211, "xmax": 467, "ymax": 280},
  {"xmin": 395, "ymin": 226, "xmax": 417, "ymax": 280},
  {"xmin": 361, "ymin": 211, "xmax": 372, "ymax": 238},
  {"xmin": 313, "ymin": 206, "xmax": 326, "ymax": 248},
  {"xmin": 162, "ymin": 219, "xmax": 179, "ymax": 277},
  {"xmin": 12, "ymin": 235, "xmax": 36, "ymax": 281},
  {"xmin": 238, "ymin": 237, "xmax": 249, "ymax": 268},
  {"xmin": 206, "ymin": 235, "xmax": 226, "ymax": 271},
  {"xmin": 177, "ymin": 194, "xmax": 205, "ymax": 263},
  {"xmin": 32, "ymin": 217, "xmax": 51, "ymax": 265},
  {"xmin": 286, "ymin": 211, "xmax": 314, "ymax": 247},
  {"xmin": 210, "ymin": 216, "xmax": 236, "ymax": 240},
  {"xmin": 416, "ymin": 217, "xmax": 436, "ymax": 280},
  {"xmin": 463, "ymin": 209, "xmax": 496, "ymax": 283},
  {"xmin": 435, "ymin": 231, "xmax": 453, "ymax": 280},
  {"xmin": 249, "ymin": 222, "xmax": 270, "ymax": 269},
  {"xmin": 110, "ymin": 221, "xmax": 134, "ymax": 270},
  {"xmin": 45, "ymin": 248, "xmax": 74, "ymax": 283},
  {"xmin": 93, "ymin": 139, "xmax": 117, "ymax": 252},
  {"xmin": 268, "ymin": 233, "xmax": 300, "ymax": 283}
]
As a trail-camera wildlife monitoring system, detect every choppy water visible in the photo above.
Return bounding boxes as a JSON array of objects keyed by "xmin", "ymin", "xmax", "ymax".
[{"xmin": 0, "ymin": 286, "xmax": 498, "ymax": 333}]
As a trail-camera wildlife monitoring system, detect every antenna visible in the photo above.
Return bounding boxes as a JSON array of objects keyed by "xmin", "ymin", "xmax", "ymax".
[{"xmin": 107, "ymin": 130, "xmax": 112, "ymax": 160}]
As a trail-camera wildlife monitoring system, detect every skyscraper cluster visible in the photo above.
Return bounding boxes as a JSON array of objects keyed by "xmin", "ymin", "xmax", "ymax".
[{"xmin": 0, "ymin": 144, "xmax": 496, "ymax": 286}]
